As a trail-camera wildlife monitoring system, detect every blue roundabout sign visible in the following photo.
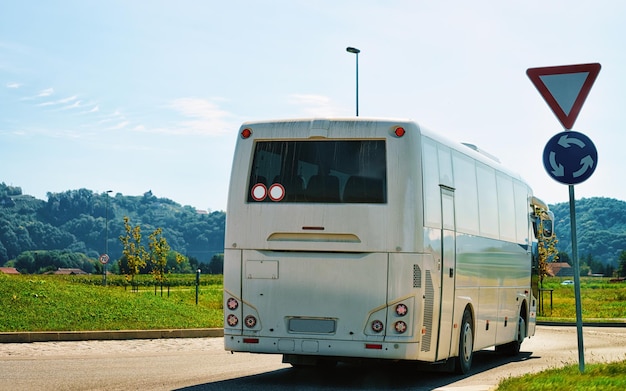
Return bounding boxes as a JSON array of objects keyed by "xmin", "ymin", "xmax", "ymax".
[{"xmin": 542, "ymin": 130, "xmax": 597, "ymax": 185}]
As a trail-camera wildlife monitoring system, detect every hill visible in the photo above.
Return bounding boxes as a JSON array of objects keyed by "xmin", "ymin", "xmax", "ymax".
[
  {"xmin": 2, "ymin": 181, "xmax": 625, "ymax": 275},
  {"xmin": 0, "ymin": 183, "xmax": 224, "ymax": 272},
  {"xmin": 549, "ymin": 197, "xmax": 626, "ymax": 272}
]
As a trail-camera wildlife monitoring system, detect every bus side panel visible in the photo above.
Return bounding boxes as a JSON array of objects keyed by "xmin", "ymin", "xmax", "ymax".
[
  {"xmin": 495, "ymin": 288, "xmax": 523, "ymax": 346},
  {"xmin": 455, "ymin": 235, "xmax": 531, "ymax": 350},
  {"xmin": 528, "ymin": 293, "xmax": 537, "ymax": 337}
]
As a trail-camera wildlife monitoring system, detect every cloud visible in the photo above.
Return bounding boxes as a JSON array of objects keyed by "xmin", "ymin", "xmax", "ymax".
[
  {"xmin": 6, "ymin": 82, "xmax": 21, "ymax": 88},
  {"xmin": 37, "ymin": 88, "xmax": 54, "ymax": 97},
  {"xmin": 96, "ymin": 110, "xmax": 126, "ymax": 126},
  {"xmin": 289, "ymin": 94, "xmax": 340, "ymax": 117},
  {"xmin": 20, "ymin": 87, "xmax": 55, "ymax": 101},
  {"xmin": 108, "ymin": 121, "xmax": 130, "ymax": 130},
  {"xmin": 61, "ymin": 100, "xmax": 82, "ymax": 110},
  {"xmin": 38, "ymin": 95, "xmax": 78, "ymax": 107},
  {"xmin": 163, "ymin": 98, "xmax": 234, "ymax": 136}
]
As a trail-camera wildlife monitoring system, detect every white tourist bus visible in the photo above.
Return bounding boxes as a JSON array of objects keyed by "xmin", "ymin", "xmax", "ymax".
[{"xmin": 223, "ymin": 118, "xmax": 553, "ymax": 373}]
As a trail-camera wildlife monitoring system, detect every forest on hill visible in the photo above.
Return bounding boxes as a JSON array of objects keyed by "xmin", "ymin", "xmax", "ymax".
[
  {"xmin": 0, "ymin": 183, "xmax": 224, "ymax": 274},
  {"xmin": 549, "ymin": 196, "xmax": 626, "ymax": 274},
  {"xmin": 1, "ymin": 182, "xmax": 626, "ymax": 276}
]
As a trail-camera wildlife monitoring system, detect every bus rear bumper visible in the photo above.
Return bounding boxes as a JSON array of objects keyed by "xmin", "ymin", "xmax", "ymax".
[{"xmin": 224, "ymin": 334, "xmax": 422, "ymax": 361}]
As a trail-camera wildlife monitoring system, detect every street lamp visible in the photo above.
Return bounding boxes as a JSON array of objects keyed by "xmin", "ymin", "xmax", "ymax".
[{"xmin": 346, "ymin": 46, "xmax": 360, "ymax": 116}]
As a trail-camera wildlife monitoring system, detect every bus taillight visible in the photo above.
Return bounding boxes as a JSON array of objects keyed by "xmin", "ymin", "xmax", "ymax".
[
  {"xmin": 227, "ymin": 314, "xmax": 239, "ymax": 327},
  {"xmin": 241, "ymin": 128, "xmax": 252, "ymax": 139},
  {"xmin": 227, "ymin": 297, "xmax": 239, "ymax": 310},
  {"xmin": 394, "ymin": 321, "xmax": 407, "ymax": 334},
  {"xmin": 244, "ymin": 315, "xmax": 257, "ymax": 328},
  {"xmin": 395, "ymin": 303, "xmax": 408, "ymax": 317},
  {"xmin": 371, "ymin": 320, "xmax": 384, "ymax": 333},
  {"xmin": 394, "ymin": 126, "xmax": 406, "ymax": 137}
]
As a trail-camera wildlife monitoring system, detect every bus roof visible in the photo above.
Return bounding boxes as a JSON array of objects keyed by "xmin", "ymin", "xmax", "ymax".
[{"xmin": 239, "ymin": 117, "xmax": 529, "ymax": 186}]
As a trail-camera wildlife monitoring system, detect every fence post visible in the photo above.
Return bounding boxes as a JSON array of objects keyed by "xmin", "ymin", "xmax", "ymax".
[{"xmin": 195, "ymin": 269, "xmax": 201, "ymax": 305}]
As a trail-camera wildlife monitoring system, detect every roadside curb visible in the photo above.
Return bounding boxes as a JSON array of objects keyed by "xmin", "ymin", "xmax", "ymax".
[
  {"xmin": 0, "ymin": 328, "xmax": 223, "ymax": 343},
  {"xmin": 3, "ymin": 321, "xmax": 625, "ymax": 343},
  {"xmin": 537, "ymin": 321, "xmax": 626, "ymax": 327}
]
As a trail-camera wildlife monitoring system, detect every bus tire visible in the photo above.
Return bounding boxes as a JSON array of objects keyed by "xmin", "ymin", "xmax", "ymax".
[{"xmin": 455, "ymin": 308, "xmax": 474, "ymax": 374}]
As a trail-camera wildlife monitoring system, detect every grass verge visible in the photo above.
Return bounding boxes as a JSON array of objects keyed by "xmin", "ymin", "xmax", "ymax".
[
  {"xmin": 497, "ymin": 359, "xmax": 626, "ymax": 390},
  {"xmin": 0, "ymin": 273, "xmax": 223, "ymax": 332}
]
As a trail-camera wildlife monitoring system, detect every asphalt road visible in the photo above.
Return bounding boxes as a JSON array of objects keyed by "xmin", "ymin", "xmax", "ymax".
[{"xmin": 1, "ymin": 326, "xmax": 625, "ymax": 391}]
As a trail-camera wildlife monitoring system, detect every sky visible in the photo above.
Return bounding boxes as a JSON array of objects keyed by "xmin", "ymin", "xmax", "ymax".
[{"xmin": 2, "ymin": 1, "xmax": 625, "ymax": 212}]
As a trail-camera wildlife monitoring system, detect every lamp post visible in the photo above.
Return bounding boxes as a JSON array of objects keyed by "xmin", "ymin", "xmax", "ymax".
[
  {"xmin": 103, "ymin": 190, "xmax": 113, "ymax": 286},
  {"xmin": 346, "ymin": 46, "xmax": 360, "ymax": 116}
]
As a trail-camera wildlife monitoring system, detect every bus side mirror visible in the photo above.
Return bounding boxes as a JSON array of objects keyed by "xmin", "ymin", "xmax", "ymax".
[
  {"xmin": 537, "ymin": 210, "xmax": 554, "ymax": 240},
  {"xmin": 533, "ymin": 211, "xmax": 554, "ymax": 240},
  {"xmin": 542, "ymin": 219, "xmax": 553, "ymax": 239}
]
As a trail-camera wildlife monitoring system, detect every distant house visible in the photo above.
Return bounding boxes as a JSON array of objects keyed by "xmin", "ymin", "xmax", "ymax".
[
  {"xmin": 546, "ymin": 262, "xmax": 574, "ymax": 277},
  {"xmin": 54, "ymin": 268, "xmax": 88, "ymax": 275},
  {"xmin": 0, "ymin": 267, "xmax": 20, "ymax": 275}
]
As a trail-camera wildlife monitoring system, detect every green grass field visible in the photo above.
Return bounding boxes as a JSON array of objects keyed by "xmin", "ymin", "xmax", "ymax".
[
  {"xmin": 0, "ymin": 273, "xmax": 223, "ymax": 332},
  {"xmin": 537, "ymin": 277, "xmax": 626, "ymax": 321}
]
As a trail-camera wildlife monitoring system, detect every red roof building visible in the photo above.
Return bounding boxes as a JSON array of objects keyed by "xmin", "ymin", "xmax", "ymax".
[{"xmin": 0, "ymin": 267, "xmax": 20, "ymax": 275}]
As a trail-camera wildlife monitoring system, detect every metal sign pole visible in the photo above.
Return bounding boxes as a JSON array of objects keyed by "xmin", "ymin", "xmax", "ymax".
[
  {"xmin": 529, "ymin": 63, "xmax": 601, "ymax": 375},
  {"xmin": 569, "ymin": 184, "xmax": 585, "ymax": 373}
]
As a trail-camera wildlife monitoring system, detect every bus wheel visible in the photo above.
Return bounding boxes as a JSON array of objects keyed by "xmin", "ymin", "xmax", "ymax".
[
  {"xmin": 455, "ymin": 308, "xmax": 474, "ymax": 375},
  {"xmin": 496, "ymin": 316, "xmax": 525, "ymax": 356}
]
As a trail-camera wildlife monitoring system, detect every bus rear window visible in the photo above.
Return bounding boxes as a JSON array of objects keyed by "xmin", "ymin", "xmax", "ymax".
[{"xmin": 247, "ymin": 140, "xmax": 386, "ymax": 203}]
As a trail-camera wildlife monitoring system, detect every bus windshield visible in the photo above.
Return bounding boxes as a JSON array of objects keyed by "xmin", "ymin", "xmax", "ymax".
[{"xmin": 247, "ymin": 140, "xmax": 387, "ymax": 203}]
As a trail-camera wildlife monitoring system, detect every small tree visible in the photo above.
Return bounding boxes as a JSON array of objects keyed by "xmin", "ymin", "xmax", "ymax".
[
  {"xmin": 148, "ymin": 227, "xmax": 170, "ymax": 294},
  {"xmin": 119, "ymin": 216, "xmax": 146, "ymax": 289}
]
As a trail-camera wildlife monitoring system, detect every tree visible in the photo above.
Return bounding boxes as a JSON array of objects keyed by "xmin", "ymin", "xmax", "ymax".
[
  {"xmin": 119, "ymin": 216, "xmax": 146, "ymax": 287},
  {"xmin": 168, "ymin": 252, "xmax": 191, "ymax": 274},
  {"xmin": 558, "ymin": 251, "xmax": 572, "ymax": 266},
  {"xmin": 149, "ymin": 227, "xmax": 171, "ymax": 289},
  {"xmin": 209, "ymin": 254, "xmax": 224, "ymax": 274},
  {"xmin": 618, "ymin": 250, "xmax": 626, "ymax": 277}
]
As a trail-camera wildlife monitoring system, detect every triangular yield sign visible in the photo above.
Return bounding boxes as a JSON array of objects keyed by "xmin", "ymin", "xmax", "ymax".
[{"xmin": 527, "ymin": 63, "xmax": 601, "ymax": 129}]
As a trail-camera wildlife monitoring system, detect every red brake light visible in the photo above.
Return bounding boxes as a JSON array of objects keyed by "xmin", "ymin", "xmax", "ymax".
[
  {"xmin": 394, "ymin": 127, "xmax": 406, "ymax": 137},
  {"xmin": 241, "ymin": 128, "xmax": 252, "ymax": 139}
]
